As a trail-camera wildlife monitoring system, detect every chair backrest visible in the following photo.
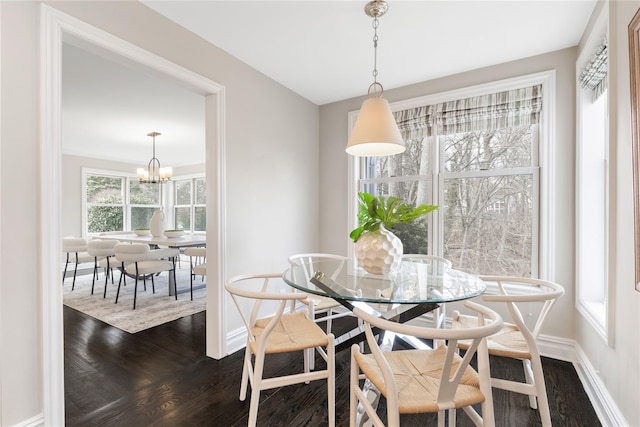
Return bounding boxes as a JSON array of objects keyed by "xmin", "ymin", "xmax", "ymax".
[
  {"xmin": 86, "ymin": 239, "xmax": 118, "ymax": 257},
  {"xmin": 479, "ymin": 276, "xmax": 564, "ymax": 340},
  {"xmin": 225, "ymin": 273, "xmax": 309, "ymax": 350},
  {"xmin": 402, "ymin": 254, "xmax": 453, "ymax": 269},
  {"xmin": 114, "ymin": 242, "xmax": 150, "ymax": 262},
  {"xmin": 62, "ymin": 237, "xmax": 87, "ymax": 253},
  {"xmin": 353, "ymin": 300, "xmax": 503, "ymax": 408},
  {"xmin": 288, "ymin": 253, "xmax": 348, "ymax": 282}
]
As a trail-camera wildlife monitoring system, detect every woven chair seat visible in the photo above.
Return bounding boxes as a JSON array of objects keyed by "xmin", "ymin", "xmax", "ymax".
[
  {"xmin": 354, "ymin": 346, "xmax": 484, "ymax": 414},
  {"xmin": 250, "ymin": 311, "xmax": 330, "ymax": 354},
  {"xmin": 453, "ymin": 314, "xmax": 532, "ymax": 359},
  {"xmin": 302, "ymin": 295, "xmax": 340, "ymax": 310}
]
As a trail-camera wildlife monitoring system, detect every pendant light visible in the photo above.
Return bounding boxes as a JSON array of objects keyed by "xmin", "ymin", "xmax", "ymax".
[
  {"xmin": 137, "ymin": 131, "xmax": 172, "ymax": 183},
  {"xmin": 346, "ymin": 0, "xmax": 405, "ymax": 157}
]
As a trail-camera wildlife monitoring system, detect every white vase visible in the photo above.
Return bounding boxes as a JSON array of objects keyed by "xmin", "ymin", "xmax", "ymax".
[
  {"xmin": 354, "ymin": 224, "xmax": 403, "ymax": 275},
  {"xmin": 149, "ymin": 210, "xmax": 165, "ymax": 237}
]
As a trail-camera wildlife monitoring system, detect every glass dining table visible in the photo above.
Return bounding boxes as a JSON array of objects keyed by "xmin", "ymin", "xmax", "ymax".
[{"xmin": 283, "ymin": 257, "xmax": 486, "ymax": 350}]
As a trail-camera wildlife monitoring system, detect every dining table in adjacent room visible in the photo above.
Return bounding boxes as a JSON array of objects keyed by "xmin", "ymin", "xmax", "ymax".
[{"xmin": 96, "ymin": 232, "xmax": 207, "ymax": 295}]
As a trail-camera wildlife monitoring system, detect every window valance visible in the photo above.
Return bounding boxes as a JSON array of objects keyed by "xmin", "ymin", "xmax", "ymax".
[
  {"xmin": 578, "ymin": 39, "xmax": 607, "ymax": 102},
  {"xmin": 393, "ymin": 84, "xmax": 543, "ymax": 138}
]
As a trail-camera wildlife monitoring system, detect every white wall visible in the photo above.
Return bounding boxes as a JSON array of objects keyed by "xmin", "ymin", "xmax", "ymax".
[
  {"xmin": 0, "ymin": 2, "xmax": 42, "ymax": 424},
  {"xmin": 0, "ymin": 1, "xmax": 319, "ymax": 425},
  {"xmin": 573, "ymin": 1, "xmax": 640, "ymax": 425}
]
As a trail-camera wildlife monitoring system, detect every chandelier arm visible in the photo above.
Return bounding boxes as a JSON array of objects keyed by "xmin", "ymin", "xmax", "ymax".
[{"xmin": 138, "ymin": 131, "xmax": 171, "ymax": 183}]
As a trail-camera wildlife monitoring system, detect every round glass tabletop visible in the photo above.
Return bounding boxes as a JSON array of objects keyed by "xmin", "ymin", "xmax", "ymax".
[{"xmin": 283, "ymin": 258, "xmax": 486, "ymax": 304}]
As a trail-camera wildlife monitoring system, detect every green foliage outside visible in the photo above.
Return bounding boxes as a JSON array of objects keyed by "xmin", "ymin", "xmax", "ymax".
[{"xmin": 86, "ymin": 175, "xmax": 159, "ymax": 233}]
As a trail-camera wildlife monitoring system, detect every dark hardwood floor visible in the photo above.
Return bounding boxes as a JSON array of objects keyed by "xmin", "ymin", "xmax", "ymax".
[{"xmin": 64, "ymin": 306, "xmax": 601, "ymax": 426}]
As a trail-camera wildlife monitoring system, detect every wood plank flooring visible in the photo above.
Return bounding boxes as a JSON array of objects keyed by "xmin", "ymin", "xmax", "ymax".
[{"xmin": 64, "ymin": 306, "xmax": 601, "ymax": 426}]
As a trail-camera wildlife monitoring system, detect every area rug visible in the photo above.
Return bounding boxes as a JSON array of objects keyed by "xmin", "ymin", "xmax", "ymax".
[{"xmin": 63, "ymin": 267, "xmax": 206, "ymax": 333}]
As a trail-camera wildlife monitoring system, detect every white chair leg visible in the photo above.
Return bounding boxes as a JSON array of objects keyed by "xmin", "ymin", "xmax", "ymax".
[
  {"xmin": 349, "ymin": 346, "xmax": 359, "ymax": 427},
  {"xmin": 239, "ymin": 346, "xmax": 252, "ymax": 401},
  {"xmin": 477, "ymin": 337, "xmax": 496, "ymax": 427},
  {"xmin": 308, "ymin": 303, "xmax": 317, "ymax": 371},
  {"xmin": 327, "ymin": 334, "xmax": 335, "ymax": 427},
  {"xmin": 447, "ymin": 408, "xmax": 456, "ymax": 426},
  {"xmin": 531, "ymin": 356, "xmax": 552, "ymax": 427},
  {"xmin": 303, "ymin": 346, "xmax": 311, "ymax": 379},
  {"xmin": 248, "ymin": 353, "xmax": 265, "ymax": 427},
  {"xmin": 523, "ymin": 359, "xmax": 538, "ymax": 409}
]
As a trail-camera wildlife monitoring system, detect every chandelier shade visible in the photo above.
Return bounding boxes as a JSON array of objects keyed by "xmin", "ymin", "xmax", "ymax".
[
  {"xmin": 137, "ymin": 131, "xmax": 172, "ymax": 184},
  {"xmin": 345, "ymin": 0, "xmax": 405, "ymax": 157}
]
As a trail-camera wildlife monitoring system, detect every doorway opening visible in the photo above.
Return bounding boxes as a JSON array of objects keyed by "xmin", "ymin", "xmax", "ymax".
[{"xmin": 41, "ymin": 5, "xmax": 227, "ymax": 425}]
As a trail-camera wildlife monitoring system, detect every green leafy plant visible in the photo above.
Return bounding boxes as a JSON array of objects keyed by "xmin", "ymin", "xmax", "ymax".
[{"xmin": 349, "ymin": 192, "xmax": 438, "ymax": 242}]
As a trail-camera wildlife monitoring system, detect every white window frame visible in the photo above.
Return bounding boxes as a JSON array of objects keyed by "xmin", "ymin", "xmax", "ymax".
[
  {"xmin": 575, "ymin": 7, "xmax": 612, "ymax": 345},
  {"xmin": 82, "ymin": 167, "xmax": 162, "ymax": 236},
  {"xmin": 171, "ymin": 173, "xmax": 206, "ymax": 233},
  {"xmin": 348, "ymin": 71, "xmax": 556, "ymax": 285}
]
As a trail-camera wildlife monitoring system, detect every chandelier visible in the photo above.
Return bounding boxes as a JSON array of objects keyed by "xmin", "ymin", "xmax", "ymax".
[
  {"xmin": 137, "ymin": 131, "xmax": 172, "ymax": 184},
  {"xmin": 345, "ymin": 0, "xmax": 405, "ymax": 157}
]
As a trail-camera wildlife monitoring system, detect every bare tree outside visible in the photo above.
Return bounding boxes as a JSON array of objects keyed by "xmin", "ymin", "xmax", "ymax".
[{"xmin": 361, "ymin": 126, "xmax": 536, "ymax": 277}]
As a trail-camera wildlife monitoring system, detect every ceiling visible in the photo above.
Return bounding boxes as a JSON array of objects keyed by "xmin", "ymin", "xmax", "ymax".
[
  {"xmin": 62, "ymin": 0, "xmax": 596, "ymax": 165},
  {"xmin": 143, "ymin": 0, "xmax": 597, "ymax": 105}
]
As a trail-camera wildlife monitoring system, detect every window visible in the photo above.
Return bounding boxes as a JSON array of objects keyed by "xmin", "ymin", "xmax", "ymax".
[
  {"xmin": 130, "ymin": 179, "xmax": 161, "ymax": 230},
  {"xmin": 85, "ymin": 174, "xmax": 125, "ymax": 233},
  {"xmin": 351, "ymin": 75, "xmax": 552, "ymax": 278},
  {"xmin": 576, "ymin": 19, "xmax": 610, "ymax": 340},
  {"xmin": 83, "ymin": 169, "xmax": 161, "ymax": 234},
  {"xmin": 173, "ymin": 176, "xmax": 206, "ymax": 232}
]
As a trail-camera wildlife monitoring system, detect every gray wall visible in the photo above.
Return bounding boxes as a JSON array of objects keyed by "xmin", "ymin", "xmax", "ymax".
[{"xmin": 0, "ymin": 1, "xmax": 319, "ymax": 424}]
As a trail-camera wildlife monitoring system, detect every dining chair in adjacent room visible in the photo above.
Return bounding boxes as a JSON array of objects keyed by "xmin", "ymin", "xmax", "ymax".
[
  {"xmin": 225, "ymin": 273, "xmax": 335, "ymax": 427},
  {"xmin": 113, "ymin": 243, "xmax": 180, "ymax": 309},
  {"xmin": 62, "ymin": 237, "xmax": 93, "ymax": 290},
  {"xmin": 451, "ymin": 276, "xmax": 565, "ymax": 427},
  {"xmin": 183, "ymin": 247, "xmax": 206, "ymax": 300},
  {"xmin": 86, "ymin": 239, "xmax": 118, "ymax": 297},
  {"xmin": 350, "ymin": 300, "xmax": 503, "ymax": 427}
]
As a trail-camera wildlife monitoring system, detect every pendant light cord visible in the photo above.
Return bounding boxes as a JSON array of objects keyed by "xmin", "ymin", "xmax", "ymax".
[{"xmin": 368, "ymin": 13, "xmax": 384, "ymax": 97}]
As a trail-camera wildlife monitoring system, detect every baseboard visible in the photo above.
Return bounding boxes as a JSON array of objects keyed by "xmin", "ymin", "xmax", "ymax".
[
  {"xmin": 14, "ymin": 413, "xmax": 44, "ymax": 427},
  {"xmin": 536, "ymin": 335, "xmax": 628, "ymax": 426},
  {"xmin": 572, "ymin": 343, "xmax": 629, "ymax": 427},
  {"xmin": 226, "ymin": 326, "xmax": 248, "ymax": 356}
]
